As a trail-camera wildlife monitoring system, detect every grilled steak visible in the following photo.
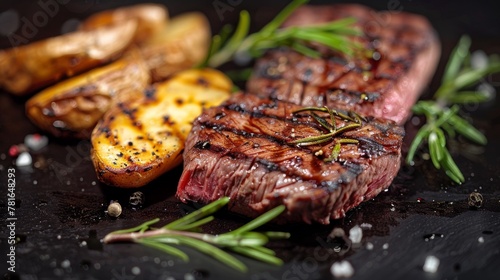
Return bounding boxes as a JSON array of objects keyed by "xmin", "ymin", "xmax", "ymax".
[
  {"xmin": 247, "ymin": 4, "xmax": 440, "ymax": 124},
  {"xmin": 176, "ymin": 93, "xmax": 404, "ymax": 224}
]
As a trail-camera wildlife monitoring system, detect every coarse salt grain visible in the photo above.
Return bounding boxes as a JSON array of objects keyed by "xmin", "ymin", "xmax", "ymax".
[
  {"xmin": 423, "ymin": 255, "xmax": 440, "ymax": 273},
  {"xmin": 349, "ymin": 225, "xmax": 363, "ymax": 244},
  {"xmin": 16, "ymin": 152, "xmax": 32, "ymax": 166},
  {"xmin": 360, "ymin": 223, "xmax": 372, "ymax": 229},
  {"xmin": 25, "ymin": 134, "xmax": 49, "ymax": 151},
  {"xmin": 331, "ymin": 261, "xmax": 354, "ymax": 278}
]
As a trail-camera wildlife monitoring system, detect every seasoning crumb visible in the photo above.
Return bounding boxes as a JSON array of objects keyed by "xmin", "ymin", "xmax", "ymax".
[
  {"xmin": 129, "ymin": 191, "xmax": 145, "ymax": 208},
  {"xmin": 468, "ymin": 192, "xmax": 483, "ymax": 209}
]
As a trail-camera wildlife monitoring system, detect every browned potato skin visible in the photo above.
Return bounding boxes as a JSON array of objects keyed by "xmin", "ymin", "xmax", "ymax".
[
  {"xmin": 0, "ymin": 20, "xmax": 138, "ymax": 95},
  {"xmin": 91, "ymin": 69, "xmax": 232, "ymax": 188},
  {"xmin": 80, "ymin": 4, "xmax": 168, "ymax": 45},
  {"xmin": 25, "ymin": 52, "xmax": 150, "ymax": 139},
  {"xmin": 140, "ymin": 12, "xmax": 211, "ymax": 82}
]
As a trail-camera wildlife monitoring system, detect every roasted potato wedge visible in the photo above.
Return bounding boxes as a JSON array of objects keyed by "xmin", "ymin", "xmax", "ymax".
[
  {"xmin": 80, "ymin": 4, "xmax": 168, "ymax": 45},
  {"xmin": 0, "ymin": 20, "xmax": 137, "ymax": 95},
  {"xmin": 26, "ymin": 51, "xmax": 150, "ymax": 139},
  {"xmin": 91, "ymin": 68, "xmax": 232, "ymax": 188},
  {"xmin": 139, "ymin": 12, "xmax": 211, "ymax": 82}
]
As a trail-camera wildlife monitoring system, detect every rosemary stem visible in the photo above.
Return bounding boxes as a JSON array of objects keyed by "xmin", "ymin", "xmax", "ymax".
[{"xmin": 104, "ymin": 228, "xmax": 211, "ymax": 244}]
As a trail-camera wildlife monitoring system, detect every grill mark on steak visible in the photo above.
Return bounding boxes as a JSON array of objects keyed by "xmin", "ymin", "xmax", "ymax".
[
  {"xmin": 247, "ymin": 4, "xmax": 440, "ymax": 124},
  {"xmin": 177, "ymin": 93, "xmax": 404, "ymax": 224}
]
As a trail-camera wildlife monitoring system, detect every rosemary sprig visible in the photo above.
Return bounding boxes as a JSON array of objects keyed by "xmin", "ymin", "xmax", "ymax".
[
  {"xmin": 202, "ymin": 0, "xmax": 363, "ymax": 68},
  {"xmin": 407, "ymin": 35, "xmax": 500, "ymax": 184},
  {"xmin": 103, "ymin": 197, "xmax": 289, "ymax": 272},
  {"xmin": 289, "ymin": 106, "xmax": 363, "ymax": 162}
]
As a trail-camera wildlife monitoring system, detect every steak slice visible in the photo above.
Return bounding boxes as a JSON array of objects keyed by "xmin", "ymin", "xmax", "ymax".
[
  {"xmin": 247, "ymin": 4, "xmax": 440, "ymax": 124},
  {"xmin": 176, "ymin": 93, "xmax": 404, "ymax": 224}
]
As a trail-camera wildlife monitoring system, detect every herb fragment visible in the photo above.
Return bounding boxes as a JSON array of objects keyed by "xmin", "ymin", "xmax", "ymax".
[
  {"xmin": 289, "ymin": 106, "xmax": 362, "ymax": 162},
  {"xmin": 407, "ymin": 35, "xmax": 500, "ymax": 183},
  {"xmin": 103, "ymin": 197, "xmax": 289, "ymax": 272},
  {"xmin": 201, "ymin": 0, "xmax": 364, "ymax": 69}
]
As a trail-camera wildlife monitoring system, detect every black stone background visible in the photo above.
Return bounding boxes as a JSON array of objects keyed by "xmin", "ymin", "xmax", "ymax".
[{"xmin": 1, "ymin": 0, "xmax": 500, "ymax": 279}]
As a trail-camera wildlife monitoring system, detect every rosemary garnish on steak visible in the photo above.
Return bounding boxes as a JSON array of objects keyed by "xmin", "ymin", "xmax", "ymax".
[
  {"xmin": 103, "ymin": 197, "xmax": 289, "ymax": 272},
  {"xmin": 201, "ymin": 0, "xmax": 364, "ymax": 68},
  {"xmin": 407, "ymin": 35, "xmax": 500, "ymax": 184},
  {"xmin": 289, "ymin": 106, "xmax": 364, "ymax": 162}
]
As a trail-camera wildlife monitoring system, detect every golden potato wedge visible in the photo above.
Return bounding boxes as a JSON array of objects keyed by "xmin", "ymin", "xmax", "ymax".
[
  {"xmin": 80, "ymin": 4, "xmax": 168, "ymax": 45},
  {"xmin": 139, "ymin": 12, "xmax": 211, "ymax": 82},
  {"xmin": 0, "ymin": 20, "xmax": 137, "ymax": 95},
  {"xmin": 26, "ymin": 51, "xmax": 150, "ymax": 139},
  {"xmin": 91, "ymin": 68, "xmax": 232, "ymax": 188}
]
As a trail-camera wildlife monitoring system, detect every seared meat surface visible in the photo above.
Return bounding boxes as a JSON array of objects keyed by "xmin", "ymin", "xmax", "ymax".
[
  {"xmin": 247, "ymin": 4, "xmax": 440, "ymax": 124},
  {"xmin": 177, "ymin": 93, "xmax": 404, "ymax": 224}
]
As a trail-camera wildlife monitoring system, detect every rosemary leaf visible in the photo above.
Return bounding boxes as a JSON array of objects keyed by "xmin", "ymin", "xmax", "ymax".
[
  {"xmin": 207, "ymin": 10, "xmax": 251, "ymax": 68},
  {"xmin": 428, "ymin": 131, "xmax": 443, "ymax": 169},
  {"xmin": 290, "ymin": 42, "xmax": 322, "ymax": 58},
  {"xmin": 172, "ymin": 216, "xmax": 215, "ymax": 232},
  {"xmin": 445, "ymin": 90, "xmax": 491, "ymax": 104},
  {"xmin": 225, "ymin": 205, "xmax": 286, "ymax": 236},
  {"xmin": 292, "ymin": 29, "xmax": 355, "ymax": 56},
  {"xmin": 214, "ymin": 232, "xmax": 269, "ymax": 247},
  {"xmin": 110, "ymin": 218, "xmax": 160, "ymax": 235},
  {"xmin": 290, "ymin": 133, "xmax": 335, "ymax": 146},
  {"xmin": 452, "ymin": 63, "xmax": 500, "ymax": 91},
  {"xmin": 230, "ymin": 246, "xmax": 284, "ymax": 266},
  {"xmin": 435, "ymin": 127, "xmax": 447, "ymax": 148},
  {"xmin": 311, "ymin": 112, "xmax": 335, "ymax": 132},
  {"xmin": 175, "ymin": 235, "xmax": 248, "ymax": 273},
  {"xmin": 138, "ymin": 239, "xmax": 189, "ymax": 261},
  {"xmin": 406, "ymin": 124, "xmax": 431, "ymax": 164},
  {"xmin": 164, "ymin": 197, "xmax": 230, "ymax": 230},
  {"xmin": 325, "ymin": 142, "xmax": 342, "ymax": 162},
  {"xmin": 259, "ymin": 0, "xmax": 309, "ymax": 36},
  {"xmin": 441, "ymin": 122, "xmax": 456, "ymax": 138},
  {"xmin": 441, "ymin": 149, "xmax": 465, "ymax": 184},
  {"xmin": 248, "ymin": 245, "xmax": 277, "ymax": 256},
  {"xmin": 442, "ymin": 35, "xmax": 471, "ymax": 83},
  {"xmin": 263, "ymin": 231, "xmax": 292, "ymax": 239},
  {"xmin": 447, "ymin": 114, "xmax": 487, "ymax": 145}
]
